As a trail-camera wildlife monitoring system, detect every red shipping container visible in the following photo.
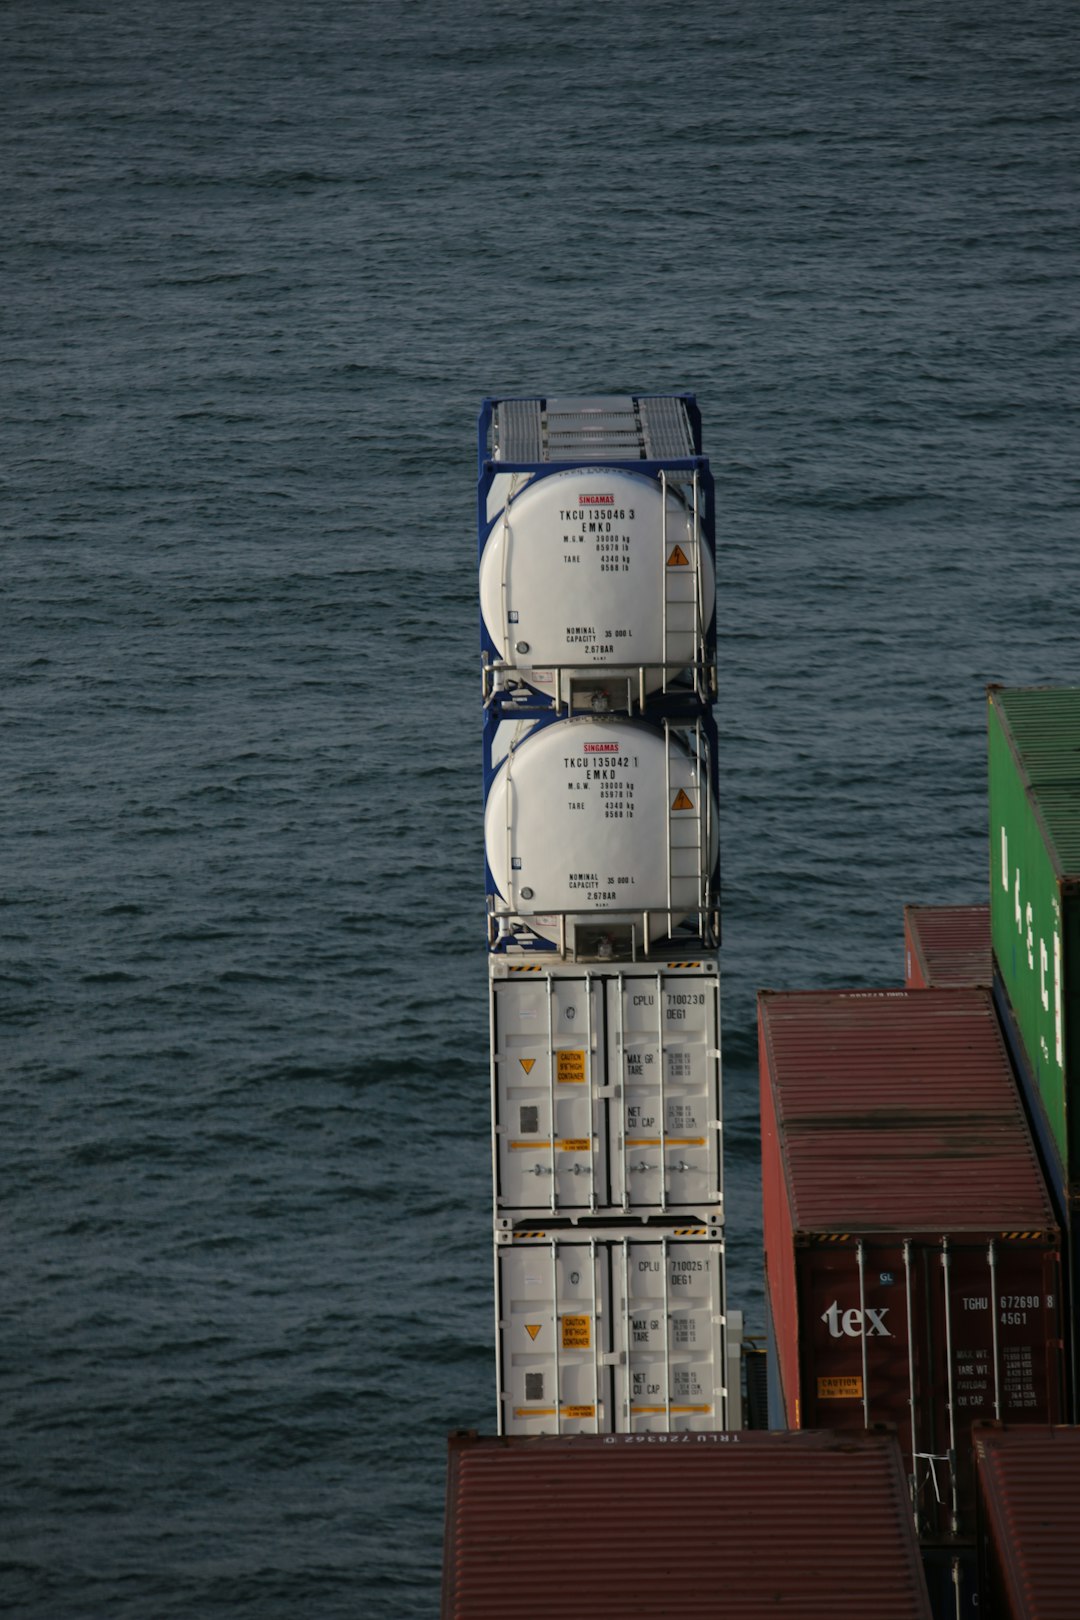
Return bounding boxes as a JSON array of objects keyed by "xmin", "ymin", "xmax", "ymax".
[
  {"xmin": 974, "ymin": 1424, "xmax": 1080, "ymax": 1619},
  {"xmin": 443, "ymin": 1428, "xmax": 932, "ymax": 1620},
  {"xmin": 903, "ymin": 905, "xmax": 992, "ymax": 989},
  {"xmin": 760, "ymin": 989, "xmax": 1064, "ymax": 1540}
]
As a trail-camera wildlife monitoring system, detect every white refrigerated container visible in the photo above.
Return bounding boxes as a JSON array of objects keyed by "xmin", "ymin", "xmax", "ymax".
[
  {"xmin": 495, "ymin": 1223, "xmax": 729, "ymax": 1437},
  {"xmin": 490, "ymin": 960, "xmax": 722, "ymax": 1220}
]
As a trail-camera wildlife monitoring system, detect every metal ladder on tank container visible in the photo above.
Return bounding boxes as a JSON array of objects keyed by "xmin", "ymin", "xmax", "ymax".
[
  {"xmin": 659, "ymin": 469, "xmax": 709, "ymax": 704},
  {"xmin": 663, "ymin": 716, "xmax": 711, "ymax": 942}
]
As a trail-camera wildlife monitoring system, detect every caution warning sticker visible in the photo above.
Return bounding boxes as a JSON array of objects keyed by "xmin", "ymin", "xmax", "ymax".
[
  {"xmin": 525, "ymin": 1323, "xmax": 542, "ymax": 1342},
  {"xmin": 671, "ymin": 789, "xmax": 694, "ymax": 812},
  {"xmin": 667, "ymin": 544, "xmax": 690, "ymax": 567},
  {"xmin": 818, "ymin": 1376, "xmax": 863, "ymax": 1399},
  {"xmin": 519, "ymin": 1058, "xmax": 536, "ymax": 1074},
  {"xmin": 561, "ymin": 1404, "xmax": 596, "ymax": 1419},
  {"xmin": 561, "ymin": 1314, "xmax": 591, "ymax": 1350},
  {"xmin": 556, "ymin": 1050, "xmax": 586, "ymax": 1084}
]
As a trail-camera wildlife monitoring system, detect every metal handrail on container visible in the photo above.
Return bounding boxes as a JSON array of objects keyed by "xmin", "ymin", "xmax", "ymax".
[
  {"xmin": 485, "ymin": 902, "xmax": 721, "ymax": 961},
  {"xmin": 481, "ymin": 655, "xmax": 715, "ymax": 714}
]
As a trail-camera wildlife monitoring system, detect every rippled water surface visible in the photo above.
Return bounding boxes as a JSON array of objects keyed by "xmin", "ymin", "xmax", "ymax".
[{"xmin": 4, "ymin": 1, "xmax": 1079, "ymax": 1613}]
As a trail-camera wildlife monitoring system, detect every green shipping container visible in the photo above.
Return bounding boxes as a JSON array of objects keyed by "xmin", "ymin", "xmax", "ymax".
[{"xmin": 988, "ymin": 686, "xmax": 1080, "ymax": 1188}]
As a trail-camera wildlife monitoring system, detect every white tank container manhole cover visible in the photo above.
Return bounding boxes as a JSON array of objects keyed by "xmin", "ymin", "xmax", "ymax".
[
  {"xmin": 485, "ymin": 717, "xmax": 717, "ymax": 944},
  {"xmin": 480, "ymin": 468, "xmax": 713, "ymax": 696}
]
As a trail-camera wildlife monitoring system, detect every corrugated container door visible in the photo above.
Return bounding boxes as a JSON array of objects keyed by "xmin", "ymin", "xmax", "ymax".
[
  {"xmin": 609, "ymin": 969, "xmax": 722, "ymax": 1216},
  {"xmin": 491, "ymin": 967, "xmax": 721, "ymax": 1220},
  {"xmin": 797, "ymin": 1233, "xmax": 1063, "ymax": 1538},
  {"xmin": 613, "ymin": 1230, "xmax": 726, "ymax": 1432},
  {"xmin": 495, "ymin": 1232, "xmax": 611, "ymax": 1436},
  {"xmin": 491, "ymin": 973, "xmax": 607, "ymax": 1216},
  {"xmin": 495, "ymin": 1227, "xmax": 727, "ymax": 1436}
]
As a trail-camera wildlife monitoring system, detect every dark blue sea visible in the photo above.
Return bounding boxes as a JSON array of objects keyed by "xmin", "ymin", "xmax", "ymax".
[{"xmin": 4, "ymin": 0, "xmax": 1078, "ymax": 1612}]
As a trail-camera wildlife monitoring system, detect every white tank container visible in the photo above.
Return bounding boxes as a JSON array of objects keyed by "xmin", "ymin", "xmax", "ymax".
[
  {"xmin": 480, "ymin": 467, "xmax": 713, "ymax": 705},
  {"xmin": 490, "ymin": 961, "xmax": 722, "ymax": 1220},
  {"xmin": 485, "ymin": 716, "xmax": 718, "ymax": 948},
  {"xmin": 495, "ymin": 1224, "xmax": 728, "ymax": 1436}
]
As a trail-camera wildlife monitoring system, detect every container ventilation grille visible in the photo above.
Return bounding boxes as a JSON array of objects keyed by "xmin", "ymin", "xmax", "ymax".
[{"xmin": 492, "ymin": 395, "xmax": 696, "ymax": 463}]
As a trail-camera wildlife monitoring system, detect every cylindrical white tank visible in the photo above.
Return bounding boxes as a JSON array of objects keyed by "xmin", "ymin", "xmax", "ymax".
[
  {"xmin": 485, "ymin": 716, "xmax": 718, "ymax": 945},
  {"xmin": 480, "ymin": 468, "xmax": 713, "ymax": 702}
]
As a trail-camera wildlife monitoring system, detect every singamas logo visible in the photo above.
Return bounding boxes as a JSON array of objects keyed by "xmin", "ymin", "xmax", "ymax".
[
  {"xmin": 583, "ymin": 743, "xmax": 620, "ymax": 753},
  {"xmin": 579, "ymin": 493, "xmax": 615, "ymax": 504}
]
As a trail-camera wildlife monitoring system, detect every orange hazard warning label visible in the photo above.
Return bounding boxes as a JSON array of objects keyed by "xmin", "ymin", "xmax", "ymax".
[
  {"xmin": 525, "ymin": 1323, "xmax": 542, "ymax": 1341},
  {"xmin": 671, "ymin": 789, "xmax": 694, "ymax": 811},
  {"xmin": 556, "ymin": 1050, "xmax": 586, "ymax": 1084},
  {"xmin": 519, "ymin": 1058, "xmax": 536, "ymax": 1074},
  {"xmin": 561, "ymin": 1405, "xmax": 595, "ymax": 1419},
  {"xmin": 818, "ymin": 1376, "xmax": 863, "ymax": 1399},
  {"xmin": 667, "ymin": 544, "xmax": 690, "ymax": 567},
  {"xmin": 561, "ymin": 1315, "xmax": 591, "ymax": 1350}
]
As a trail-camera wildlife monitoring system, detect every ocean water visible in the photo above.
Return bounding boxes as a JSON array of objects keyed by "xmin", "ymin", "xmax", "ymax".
[{"xmin": 4, "ymin": 0, "xmax": 1078, "ymax": 1612}]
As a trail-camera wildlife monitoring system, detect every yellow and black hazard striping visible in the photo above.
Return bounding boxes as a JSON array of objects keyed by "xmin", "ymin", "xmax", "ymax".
[
  {"xmin": 816, "ymin": 1233, "xmax": 852, "ymax": 1243},
  {"xmin": 999, "ymin": 1231, "xmax": 1044, "ymax": 1241},
  {"xmin": 508, "ymin": 964, "xmax": 543, "ymax": 973},
  {"xmin": 513, "ymin": 1230, "xmax": 548, "ymax": 1240},
  {"xmin": 674, "ymin": 1227, "xmax": 707, "ymax": 1236},
  {"xmin": 665, "ymin": 962, "xmax": 701, "ymax": 970}
]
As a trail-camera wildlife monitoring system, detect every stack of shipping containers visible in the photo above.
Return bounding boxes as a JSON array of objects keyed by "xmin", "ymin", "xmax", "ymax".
[
  {"xmin": 758, "ymin": 986, "xmax": 1065, "ymax": 1616},
  {"xmin": 752, "ymin": 686, "xmax": 1080, "ymax": 1616},
  {"xmin": 443, "ymin": 1430, "xmax": 933, "ymax": 1620},
  {"xmin": 453, "ymin": 407, "xmax": 1080, "ymax": 1615},
  {"xmin": 477, "ymin": 395, "xmax": 734, "ymax": 1436}
]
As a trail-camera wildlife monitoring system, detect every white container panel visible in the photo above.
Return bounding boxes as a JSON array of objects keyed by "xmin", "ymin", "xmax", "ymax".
[
  {"xmin": 492, "ymin": 974, "xmax": 606, "ymax": 1216},
  {"xmin": 616, "ymin": 1232, "xmax": 726, "ymax": 1433},
  {"xmin": 497, "ymin": 1234, "xmax": 610, "ymax": 1436},
  {"xmin": 496, "ymin": 1227, "xmax": 727, "ymax": 1437},
  {"xmin": 612, "ymin": 972, "xmax": 722, "ymax": 1215},
  {"xmin": 491, "ymin": 964, "xmax": 722, "ymax": 1220}
]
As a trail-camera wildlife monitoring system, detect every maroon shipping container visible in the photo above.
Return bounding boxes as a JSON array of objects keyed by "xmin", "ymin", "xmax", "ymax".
[
  {"xmin": 759, "ymin": 989, "xmax": 1065, "ymax": 1541},
  {"xmin": 904, "ymin": 905, "xmax": 992, "ymax": 990},
  {"xmin": 974, "ymin": 1424, "xmax": 1080, "ymax": 1620},
  {"xmin": 443, "ymin": 1428, "xmax": 932, "ymax": 1619}
]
